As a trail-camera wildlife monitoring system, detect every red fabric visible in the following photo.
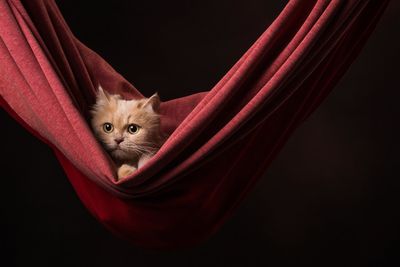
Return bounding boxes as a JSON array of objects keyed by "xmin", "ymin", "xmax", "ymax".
[{"xmin": 0, "ymin": 0, "xmax": 389, "ymax": 248}]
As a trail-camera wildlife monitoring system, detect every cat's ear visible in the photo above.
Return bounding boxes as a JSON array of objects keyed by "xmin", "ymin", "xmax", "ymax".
[
  {"xmin": 97, "ymin": 85, "xmax": 111, "ymax": 102},
  {"xmin": 142, "ymin": 93, "xmax": 160, "ymax": 113}
]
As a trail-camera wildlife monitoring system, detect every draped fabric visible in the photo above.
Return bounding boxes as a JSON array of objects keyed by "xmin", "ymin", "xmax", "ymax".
[{"xmin": 0, "ymin": 0, "xmax": 389, "ymax": 248}]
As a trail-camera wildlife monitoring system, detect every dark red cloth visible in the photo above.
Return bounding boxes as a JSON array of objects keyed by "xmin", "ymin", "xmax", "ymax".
[{"xmin": 0, "ymin": 0, "xmax": 389, "ymax": 248}]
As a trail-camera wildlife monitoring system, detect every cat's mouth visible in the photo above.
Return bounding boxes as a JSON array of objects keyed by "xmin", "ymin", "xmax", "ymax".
[
  {"xmin": 107, "ymin": 144, "xmax": 124, "ymax": 153},
  {"xmin": 111, "ymin": 146, "xmax": 124, "ymax": 152},
  {"xmin": 110, "ymin": 147, "xmax": 129, "ymax": 159}
]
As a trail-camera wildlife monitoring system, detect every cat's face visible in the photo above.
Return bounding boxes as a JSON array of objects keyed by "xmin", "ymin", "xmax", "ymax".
[{"xmin": 91, "ymin": 86, "xmax": 161, "ymax": 161}]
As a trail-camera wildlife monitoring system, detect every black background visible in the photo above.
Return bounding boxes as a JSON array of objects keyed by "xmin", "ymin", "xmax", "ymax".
[{"xmin": 1, "ymin": 1, "xmax": 399, "ymax": 266}]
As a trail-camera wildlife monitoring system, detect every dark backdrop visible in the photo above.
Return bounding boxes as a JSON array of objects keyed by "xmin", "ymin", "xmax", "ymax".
[{"xmin": 1, "ymin": 1, "xmax": 399, "ymax": 266}]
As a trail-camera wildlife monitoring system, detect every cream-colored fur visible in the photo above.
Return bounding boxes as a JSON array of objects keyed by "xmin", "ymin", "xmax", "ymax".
[{"xmin": 91, "ymin": 86, "xmax": 165, "ymax": 180}]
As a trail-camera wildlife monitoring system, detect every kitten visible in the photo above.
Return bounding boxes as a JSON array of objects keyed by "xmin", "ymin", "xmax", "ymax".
[{"xmin": 91, "ymin": 86, "xmax": 165, "ymax": 180}]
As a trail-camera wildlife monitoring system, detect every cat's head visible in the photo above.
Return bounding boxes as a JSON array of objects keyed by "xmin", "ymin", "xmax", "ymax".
[{"xmin": 91, "ymin": 86, "xmax": 162, "ymax": 161}]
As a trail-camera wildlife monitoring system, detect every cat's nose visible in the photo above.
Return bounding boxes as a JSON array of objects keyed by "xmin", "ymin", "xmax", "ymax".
[{"xmin": 114, "ymin": 137, "xmax": 124, "ymax": 144}]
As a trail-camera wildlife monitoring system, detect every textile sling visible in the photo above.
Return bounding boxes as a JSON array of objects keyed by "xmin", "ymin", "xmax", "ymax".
[{"xmin": 0, "ymin": 0, "xmax": 389, "ymax": 248}]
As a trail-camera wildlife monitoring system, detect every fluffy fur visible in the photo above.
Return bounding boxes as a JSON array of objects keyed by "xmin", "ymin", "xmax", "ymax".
[{"xmin": 91, "ymin": 86, "xmax": 165, "ymax": 180}]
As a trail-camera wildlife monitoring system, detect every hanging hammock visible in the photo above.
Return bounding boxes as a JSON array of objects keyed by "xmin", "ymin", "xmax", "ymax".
[{"xmin": 0, "ymin": 0, "xmax": 389, "ymax": 248}]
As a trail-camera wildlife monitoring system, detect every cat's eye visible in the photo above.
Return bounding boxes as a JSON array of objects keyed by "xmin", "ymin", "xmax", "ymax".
[
  {"xmin": 103, "ymin": 123, "xmax": 114, "ymax": 133},
  {"xmin": 127, "ymin": 124, "xmax": 140, "ymax": 134}
]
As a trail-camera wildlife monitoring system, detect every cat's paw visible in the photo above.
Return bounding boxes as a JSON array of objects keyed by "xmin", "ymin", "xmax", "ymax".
[{"xmin": 117, "ymin": 164, "xmax": 137, "ymax": 180}]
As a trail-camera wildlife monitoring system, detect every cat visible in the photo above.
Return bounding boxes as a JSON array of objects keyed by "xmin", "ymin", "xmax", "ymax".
[{"xmin": 91, "ymin": 85, "xmax": 165, "ymax": 180}]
